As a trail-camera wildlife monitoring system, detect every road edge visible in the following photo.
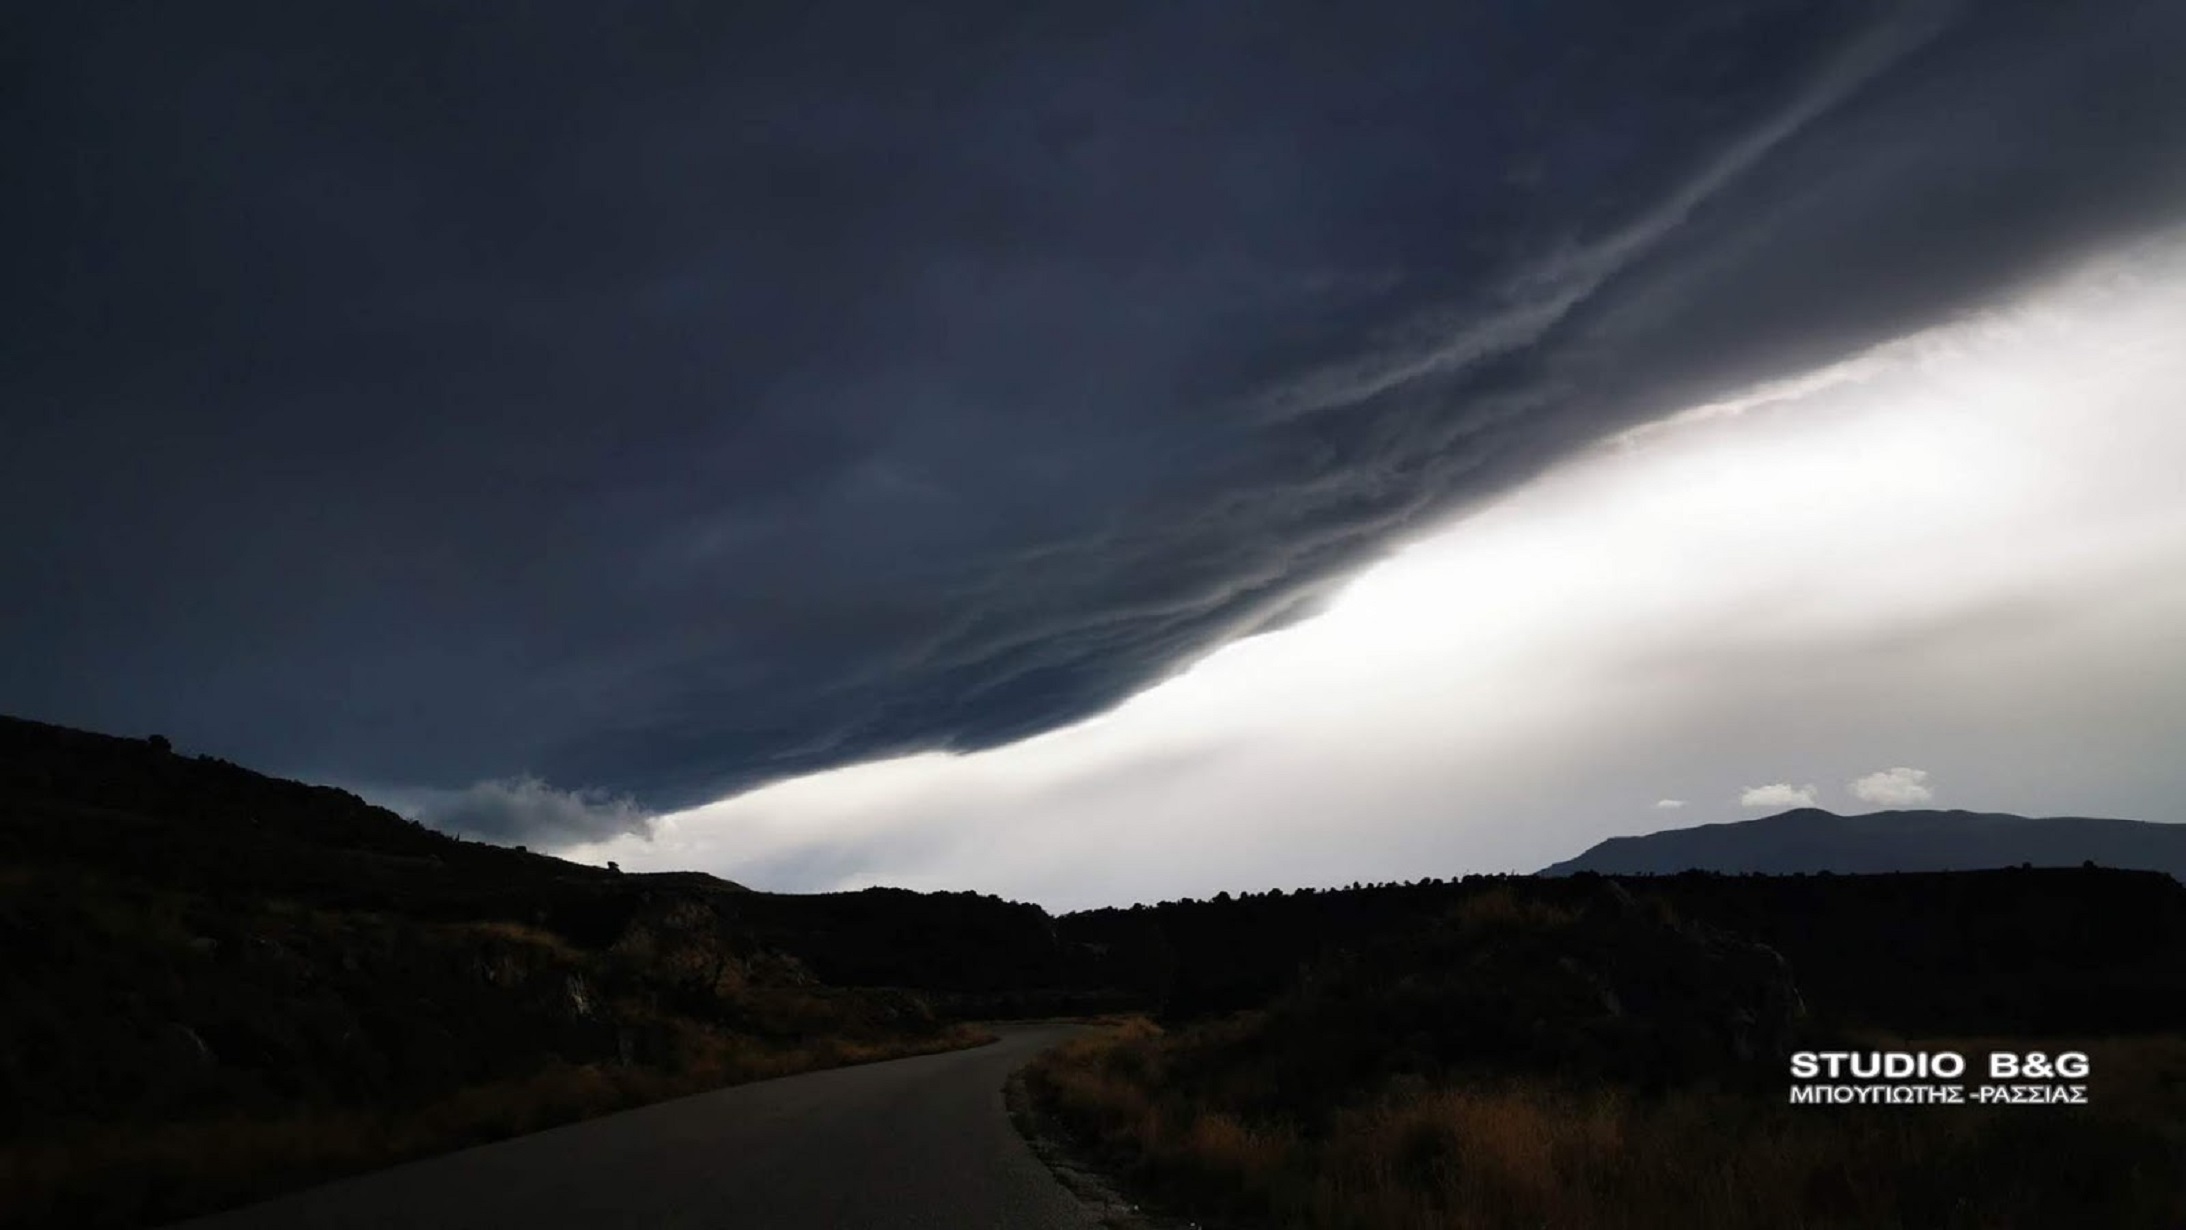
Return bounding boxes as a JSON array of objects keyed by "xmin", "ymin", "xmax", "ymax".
[{"xmin": 1004, "ymin": 1064, "xmax": 1203, "ymax": 1230}]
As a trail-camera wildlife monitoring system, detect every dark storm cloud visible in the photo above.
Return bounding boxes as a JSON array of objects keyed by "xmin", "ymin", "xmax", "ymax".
[
  {"xmin": 391, "ymin": 777, "xmax": 654, "ymax": 847},
  {"xmin": 5, "ymin": 0, "xmax": 2185, "ymax": 838}
]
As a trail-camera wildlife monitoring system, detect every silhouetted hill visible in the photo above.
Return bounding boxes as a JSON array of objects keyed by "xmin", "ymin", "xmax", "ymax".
[
  {"xmin": 1540, "ymin": 806, "xmax": 2186, "ymax": 878},
  {"xmin": 1059, "ymin": 865, "xmax": 2186, "ymax": 1035},
  {"xmin": 1037, "ymin": 871, "xmax": 2186, "ymax": 1228},
  {"xmin": 0, "ymin": 713, "xmax": 748, "ymax": 909},
  {"xmin": 0, "ymin": 714, "xmax": 1092, "ymax": 1228},
  {"xmin": 1028, "ymin": 878, "xmax": 2186, "ymax": 1230},
  {"xmin": 0, "ymin": 715, "xmax": 1102, "ymax": 997}
]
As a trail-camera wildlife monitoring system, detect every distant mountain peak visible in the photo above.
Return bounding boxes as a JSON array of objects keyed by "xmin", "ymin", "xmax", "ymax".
[{"xmin": 1542, "ymin": 807, "xmax": 2185, "ymax": 879}]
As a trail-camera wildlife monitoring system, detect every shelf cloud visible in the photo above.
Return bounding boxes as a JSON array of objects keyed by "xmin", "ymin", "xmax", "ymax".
[
  {"xmin": 4, "ymin": 2, "xmax": 2185, "ymax": 891},
  {"xmin": 561, "ymin": 237, "xmax": 2186, "ymax": 905}
]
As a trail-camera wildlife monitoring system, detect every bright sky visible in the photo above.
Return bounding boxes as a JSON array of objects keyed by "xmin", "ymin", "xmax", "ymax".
[{"xmin": 561, "ymin": 230, "xmax": 2186, "ymax": 910}]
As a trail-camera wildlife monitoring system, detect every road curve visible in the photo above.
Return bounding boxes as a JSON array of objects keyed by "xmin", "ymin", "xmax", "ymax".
[{"xmin": 174, "ymin": 1024, "xmax": 1098, "ymax": 1230}]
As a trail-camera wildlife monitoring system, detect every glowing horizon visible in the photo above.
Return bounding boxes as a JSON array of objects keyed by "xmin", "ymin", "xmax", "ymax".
[{"xmin": 560, "ymin": 232, "xmax": 2186, "ymax": 910}]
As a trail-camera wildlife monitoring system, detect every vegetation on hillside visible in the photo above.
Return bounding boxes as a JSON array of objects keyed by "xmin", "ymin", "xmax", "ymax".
[
  {"xmin": 1029, "ymin": 883, "xmax": 2186, "ymax": 1228},
  {"xmin": 1058, "ymin": 865, "xmax": 2186, "ymax": 1035},
  {"xmin": 1030, "ymin": 1020, "xmax": 2186, "ymax": 1229},
  {"xmin": 0, "ymin": 718, "xmax": 1018, "ymax": 1228}
]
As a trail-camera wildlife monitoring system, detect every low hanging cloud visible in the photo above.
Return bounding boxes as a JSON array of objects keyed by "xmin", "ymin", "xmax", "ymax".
[
  {"xmin": 1741, "ymin": 783, "xmax": 1821, "ymax": 809},
  {"xmin": 397, "ymin": 776, "xmax": 656, "ymax": 846},
  {"xmin": 1655, "ymin": 799, "xmax": 1688, "ymax": 810},
  {"xmin": 1849, "ymin": 767, "xmax": 1936, "ymax": 806}
]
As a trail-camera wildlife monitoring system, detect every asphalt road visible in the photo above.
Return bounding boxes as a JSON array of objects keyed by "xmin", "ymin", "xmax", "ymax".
[{"xmin": 174, "ymin": 1024, "xmax": 1100, "ymax": 1230}]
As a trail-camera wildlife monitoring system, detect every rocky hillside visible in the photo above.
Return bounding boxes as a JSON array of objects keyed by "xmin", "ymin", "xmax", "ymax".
[{"xmin": 0, "ymin": 715, "xmax": 1084, "ymax": 1227}]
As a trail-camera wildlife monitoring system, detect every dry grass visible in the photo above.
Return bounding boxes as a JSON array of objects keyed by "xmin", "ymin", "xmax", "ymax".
[
  {"xmin": 0, "ymin": 1021, "xmax": 994, "ymax": 1230},
  {"xmin": 1027, "ymin": 1020, "xmax": 2186, "ymax": 1230}
]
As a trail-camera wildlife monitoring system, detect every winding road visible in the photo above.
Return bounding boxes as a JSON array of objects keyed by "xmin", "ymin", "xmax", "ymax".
[{"xmin": 174, "ymin": 1024, "xmax": 1099, "ymax": 1229}]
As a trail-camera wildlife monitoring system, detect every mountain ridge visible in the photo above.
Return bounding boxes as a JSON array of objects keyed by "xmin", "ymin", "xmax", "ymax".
[{"xmin": 1541, "ymin": 806, "xmax": 2186, "ymax": 878}]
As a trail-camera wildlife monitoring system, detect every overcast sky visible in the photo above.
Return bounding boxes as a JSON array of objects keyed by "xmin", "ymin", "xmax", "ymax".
[{"xmin": 7, "ymin": 2, "xmax": 2186, "ymax": 908}]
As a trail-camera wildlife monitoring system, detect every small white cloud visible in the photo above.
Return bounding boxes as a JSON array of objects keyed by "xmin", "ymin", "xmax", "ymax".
[
  {"xmin": 1848, "ymin": 766, "xmax": 1934, "ymax": 806},
  {"xmin": 1654, "ymin": 798, "xmax": 1687, "ymax": 809},
  {"xmin": 1740, "ymin": 782, "xmax": 1820, "ymax": 808}
]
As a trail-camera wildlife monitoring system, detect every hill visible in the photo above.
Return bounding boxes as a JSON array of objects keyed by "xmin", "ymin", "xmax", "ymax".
[
  {"xmin": 1029, "ymin": 876, "xmax": 2186, "ymax": 1230},
  {"xmin": 1057, "ymin": 864, "xmax": 2186, "ymax": 1036},
  {"xmin": 1540, "ymin": 806, "xmax": 2186, "ymax": 878},
  {"xmin": 0, "ymin": 715, "xmax": 1100, "ymax": 1228}
]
